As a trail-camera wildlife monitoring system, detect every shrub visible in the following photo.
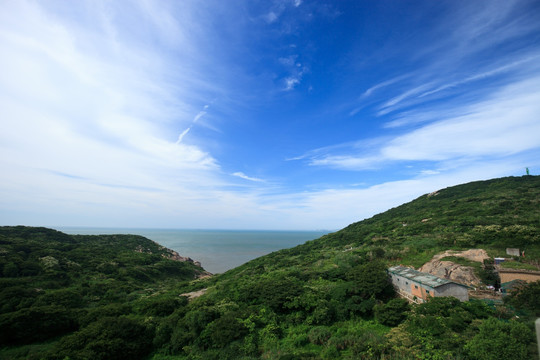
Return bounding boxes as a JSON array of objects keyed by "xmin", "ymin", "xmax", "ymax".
[
  {"xmin": 465, "ymin": 318, "xmax": 533, "ymax": 360},
  {"xmin": 308, "ymin": 326, "xmax": 331, "ymax": 345},
  {"xmin": 55, "ymin": 316, "xmax": 153, "ymax": 360},
  {"xmin": 0, "ymin": 306, "xmax": 78, "ymax": 345},
  {"xmin": 374, "ymin": 298, "xmax": 410, "ymax": 326}
]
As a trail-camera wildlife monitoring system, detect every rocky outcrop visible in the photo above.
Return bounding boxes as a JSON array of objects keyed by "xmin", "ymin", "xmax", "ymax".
[
  {"xmin": 135, "ymin": 241, "xmax": 208, "ymax": 277},
  {"xmin": 163, "ymin": 250, "xmax": 202, "ymax": 267},
  {"xmin": 417, "ymin": 249, "xmax": 489, "ymax": 287},
  {"xmin": 419, "ymin": 260, "xmax": 481, "ymax": 287},
  {"xmin": 162, "ymin": 250, "xmax": 213, "ymax": 279}
]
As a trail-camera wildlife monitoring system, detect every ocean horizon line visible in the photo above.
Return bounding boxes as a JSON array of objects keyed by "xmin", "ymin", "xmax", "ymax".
[{"xmin": 52, "ymin": 225, "xmax": 336, "ymax": 233}]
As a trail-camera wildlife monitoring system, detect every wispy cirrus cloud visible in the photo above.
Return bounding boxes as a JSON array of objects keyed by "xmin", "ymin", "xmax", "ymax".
[
  {"xmin": 300, "ymin": 76, "xmax": 540, "ymax": 171},
  {"xmin": 377, "ymin": 83, "xmax": 434, "ymax": 115},
  {"xmin": 417, "ymin": 54, "xmax": 540, "ymax": 99},
  {"xmin": 176, "ymin": 104, "xmax": 211, "ymax": 144},
  {"xmin": 350, "ymin": 0, "xmax": 540, "ymax": 120},
  {"xmin": 361, "ymin": 74, "xmax": 409, "ymax": 98},
  {"xmin": 232, "ymin": 172, "xmax": 265, "ymax": 182}
]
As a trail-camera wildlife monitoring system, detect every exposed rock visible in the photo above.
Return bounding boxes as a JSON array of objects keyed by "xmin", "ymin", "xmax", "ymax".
[
  {"xmin": 134, "ymin": 240, "xmax": 207, "ymax": 272},
  {"xmin": 162, "ymin": 250, "xmax": 203, "ymax": 268},
  {"xmin": 135, "ymin": 245, "xmax": 152, "ymax": 253},
  {"xmin": 419, "ymin": 260, "xmax": 481, "ymax": 287},
  {"xmin": 419, "ymin": 249, "xmax": 489, "ymax": 287}
]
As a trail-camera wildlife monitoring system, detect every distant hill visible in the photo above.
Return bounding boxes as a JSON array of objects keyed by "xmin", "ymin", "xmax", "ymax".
[{"xmin": 1, "ymin": 176, "xmax": 539, "ymax": 359}]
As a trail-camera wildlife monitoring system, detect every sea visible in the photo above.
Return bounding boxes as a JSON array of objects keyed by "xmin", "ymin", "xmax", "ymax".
[{"xmin": 55, "ymin": 227, "xmax": 329, "ymax": 274}]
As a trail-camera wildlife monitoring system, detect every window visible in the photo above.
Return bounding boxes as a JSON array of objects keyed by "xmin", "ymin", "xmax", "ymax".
[
  {"xmin": 406, "ymin": 281, "xmax": 409, "ymax": 285},
  {"xmin": 426, "ymin": 290, "xmax": 430, "ymax": 294},
  {"xmin": 414, "ymin": 285, "xmax": 418, "ymax": 289}
]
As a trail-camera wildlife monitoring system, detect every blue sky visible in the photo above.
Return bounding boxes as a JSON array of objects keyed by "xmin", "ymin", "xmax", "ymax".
[{"xmin": 1, "ymin": 0, "xmax": 540, "ymax": 230}]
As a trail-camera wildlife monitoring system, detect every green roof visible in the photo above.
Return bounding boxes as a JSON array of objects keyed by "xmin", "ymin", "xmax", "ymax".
[{"xmin": 388, "ymin": 265, "xmax": 467, "ymax": 289}]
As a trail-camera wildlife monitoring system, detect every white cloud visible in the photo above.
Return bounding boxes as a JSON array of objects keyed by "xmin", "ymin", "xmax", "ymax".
[
  {"xmin": 279, "ymin": 55, "xmax": 298, "ymax": 66},
  {"xmin": 304, "ymin": 76, "xmax": 540, "ymax": 170},
  {"xmin": 382, "ymin": 78, "xmax": 540, "ymax": 161},
  {"xmin": 418, "ymin": 54, "xmax": 540, "ymax": 99},
  {"xmin": 378, "ymin": 83, "xmax": 433, "ymax": 115},
  {"xmin": 193, "ymin": 111, "xmax": 207, "ymax": 123},
  {"xmin": 265, "ymin": 12, "xmax": 278, "ymax": 24},
  {"xmin": 362, "ymin": 74, "xmax": 409, "ymax": 98},
  {"xmin": 365, "ymin": 0, "xmax": 540, "ymax": 120},
  {"xmin": 0, "ymin": 0, "xmax": 227, "ymax": 226},
  {"xmin": 232, "ymin": 172, "xmax": 264, "ymax": 182},
  {"xmin": 284, "ymin": 77, "xmax": 300, "ymax": 90},
  {"xmin": 176, "ymin": 128, "xmax": 191, "ymax": 144}
]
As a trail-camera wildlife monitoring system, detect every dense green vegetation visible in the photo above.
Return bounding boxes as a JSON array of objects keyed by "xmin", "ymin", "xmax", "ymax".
[
  {"xmin": 1, "ymin": 176, "xmax": 540, "ymax": 359},
  {"xmin": 0, "ymin": 227, "xmax": 204, "ymax": 359}
]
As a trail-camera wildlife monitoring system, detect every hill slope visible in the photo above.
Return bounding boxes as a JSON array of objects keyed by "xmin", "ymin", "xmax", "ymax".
[{"xmin": 187, "ymin": 176, "xmax": 540, "ymax": 359}]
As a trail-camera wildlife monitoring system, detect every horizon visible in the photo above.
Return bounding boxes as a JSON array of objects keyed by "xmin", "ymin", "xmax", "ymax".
[
  {"xmin": 2, "ymin": 0, "xmax": 540, "ymax": 230},
  {"xmin": 54, "ymin": 226, "xmax": 335, "ymax": 233}
]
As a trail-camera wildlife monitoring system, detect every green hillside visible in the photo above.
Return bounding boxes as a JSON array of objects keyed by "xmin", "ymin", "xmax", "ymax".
[
  {"xmin": 0, "ymin": 227, "xmax": 206, "ymax": 359},
  {"xmin": 1, "ymin": 176, "xmax": 539, "ymax": 359},
  {"xmin": 278, "ymin": 175, "xmax": 540, "ymax": 269}
]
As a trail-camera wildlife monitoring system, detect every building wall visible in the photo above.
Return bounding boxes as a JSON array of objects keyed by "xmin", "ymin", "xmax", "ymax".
[
  {"xmin": 410, "ymin": 282, "xmax": 422, "ymax": 299},
  {"xmin": 506, "ymin": 248, "xmax": 520, "ymax": 257},
  {"xmin": 390, "ymin": 273, "xmax": 411, "ymax": 293},
  {"xmin": 499, "ymin": 270, "xmax": 540, "ymax": 284},
  {"xmin": 410, "ymin": 282, "xmax": 432, "ymax": 301},
  {"xmin": 390, "ymin": 273, "xmax": 432, "ymax": 303},
  {"xmin": 434, "ymin": 283, "xmax": 469, "ymax": 301}
]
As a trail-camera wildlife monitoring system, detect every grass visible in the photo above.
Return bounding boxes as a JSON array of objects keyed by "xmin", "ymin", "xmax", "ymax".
[
  {"xmin": 499, "ymin": 261, "xmax": 539, "ymax": 271},
  {"xmin": 438, "ymin": 256, "xmax": 483, "ymax": 271}
]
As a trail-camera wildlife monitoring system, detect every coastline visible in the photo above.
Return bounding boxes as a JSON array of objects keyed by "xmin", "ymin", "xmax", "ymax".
[{"xmin": 55, "ymin": 227, "xmax": 329, "ymax": 274}]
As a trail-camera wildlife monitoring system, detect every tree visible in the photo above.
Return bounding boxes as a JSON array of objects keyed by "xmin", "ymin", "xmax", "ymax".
[
  {"xmin": 465, "ymin": 317, "xmax": 533, "ymax": 360},
  {"xmin": 347, "ymin": 261, "xmax": 394, "ymax": 301},
  {"xmin": 374, "ymin": 298, "xmax": 409, "ymax": 326},
  {"xmin": 199, "ymin": 314, "xmax": 248, "ymax": 349},
  {"xmin": 479, "ymin": 258, "xmax": 500, "ymax": 289},
  {"xmin": 0, "ymin": 306, "xmax": 78, "ymax": 345},
  {"xmin": 55, "ymin": 316, "xmax": 153, "ymax": 360},
  {"xmin": 504, "ymin": 280, "xmax": 540, "ymax": 316}
]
